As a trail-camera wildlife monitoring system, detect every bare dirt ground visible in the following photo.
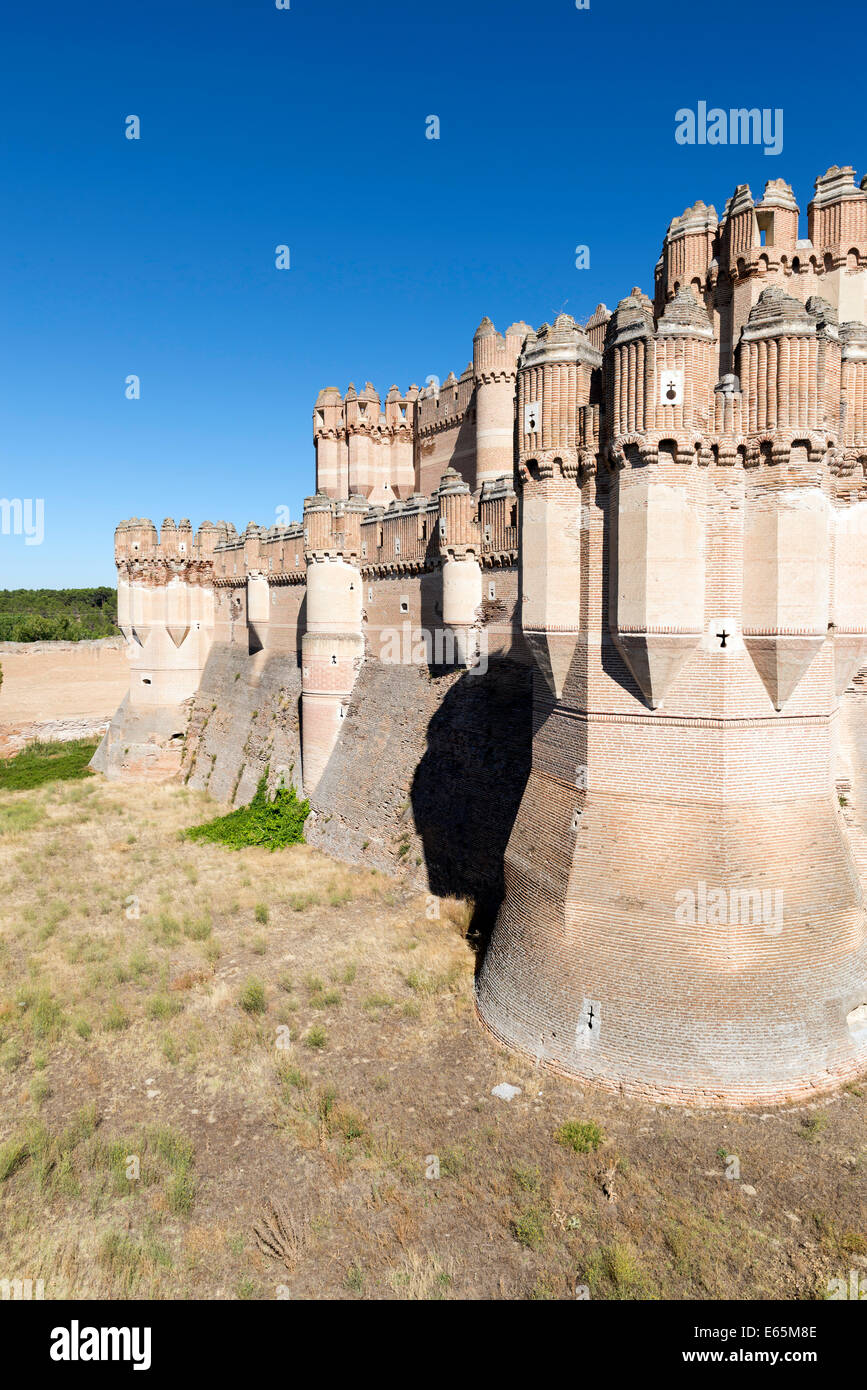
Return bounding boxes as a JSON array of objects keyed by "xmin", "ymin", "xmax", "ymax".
[
  {"xmin": 0, "ymin": 773, "xmax": 865, "ymax": 1301},
  {"xmin": 0, "ymin": 641, "xmax": 128, "ymax": 756}
]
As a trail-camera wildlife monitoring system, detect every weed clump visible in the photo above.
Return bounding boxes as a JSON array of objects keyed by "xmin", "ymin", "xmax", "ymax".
[
  {"xmin": 184, "ymin": 777, "xmax": 309, "ymax": 851},
  {"xmin": 239, "ymin": 977, "xmax": 266, "ymax": 1015},
  {"xmin": 554, "ymin": 1119, "xmax": 604, "ymax": 1154}
]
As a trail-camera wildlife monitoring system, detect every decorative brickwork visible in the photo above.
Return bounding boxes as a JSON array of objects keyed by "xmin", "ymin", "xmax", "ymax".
[{"xmin": 96, "ymin": 165, "xmax": 867, "ymax": 1105}]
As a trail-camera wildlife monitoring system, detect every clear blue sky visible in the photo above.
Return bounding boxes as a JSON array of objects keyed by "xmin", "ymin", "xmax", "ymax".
[{"xmin": 0, "ymin": 0, "xmax": 861, "ymax": 586}]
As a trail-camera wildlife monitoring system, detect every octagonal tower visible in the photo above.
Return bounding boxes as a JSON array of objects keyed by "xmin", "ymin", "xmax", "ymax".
[{"xmin": 477, "ymin": 182, "xmax": 867, "ymax": 1103}]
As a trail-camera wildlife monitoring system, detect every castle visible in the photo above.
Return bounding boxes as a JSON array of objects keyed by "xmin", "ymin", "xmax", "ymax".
[{"xmin": 95, "ymin": 165, "xmax": 867, "ymax": 1106}]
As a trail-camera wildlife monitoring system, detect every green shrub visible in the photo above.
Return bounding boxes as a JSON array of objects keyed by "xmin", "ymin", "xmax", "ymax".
[
  {"xmin": 185, "ymin": 777, "xmax": 309, "ymax": 851},
  {"xmin": 800, "ymin": 1113, "xmax": 828, "ymax": 1142},
  {"xmin": 554, "ymin": 1119, "xmax": 604, "ymax": 1154},
  {"xmin": 511, "ymin": 1207, "xmax": 546, "ymax": 1249},
  {"xmin": 0, "ymin": 739, "xmax": 98, "ymax": 792},
  {"xmin": 238, "ymin": 977, "xmax": 266, "ymax": 1015},
  {"xmin": 31, "ymin": 992, "xmax": 64, "ymax": 1040}
]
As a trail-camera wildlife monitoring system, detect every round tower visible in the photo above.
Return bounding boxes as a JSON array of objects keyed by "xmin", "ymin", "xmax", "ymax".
[
  {"xmin": 313, "ymin": 387, "xmax": 348, "ymax": 498},
  {"xmin": 515, "ymin": 313, "xmax": 599, "ymax": 696},
  {"xmin": 472, "ymin": 318, "xmax": 529, "ymax": 488},
  {"xmin": 300, "ymin": 494, "xmax": 365, "ymax": 793},
  {"xmin": 437, "ymin": 470, "xmax": 482, "ymax": 667}
]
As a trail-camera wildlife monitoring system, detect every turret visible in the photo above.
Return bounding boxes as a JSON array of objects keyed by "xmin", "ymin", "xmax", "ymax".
[
  {"xmin": 313, "ymin": 387, "xmax": 348, "ymax": 498},
  {"xmin": 194, "ymin": 520, "xmax": 219, "ymax": 558},
  {"xmin": 603, "ymin": 288, "xmax": 713, "ymax": 708},
  {"xmin": 437, "ymin": 469, "xmax": 482, "ymax": 667},
  {"xmin": 300, "ymin": 494, "xmax": 365, "ymax": 793},
  {"xmin": 111, "ymin": 516, "xmax": 217, "ymax": 716},
  {"xmin": 125, "ymin": 517, "xmax": 159, "ymax": 559},
  {"xmin": 604, "ymin": 290, "xmax": 655, "ymax": 446},
  {"xmin": 159, "ymin": 517, "xmax": 179, "ymax": 558},
  {"xmin": 738, "ymin": 285, "xmax": 837, "ymax": 440},
  {"xmin": 807, "ymin": 167, "xmax": 867, "ymax": 324},
  {"xmin": 517, "ymin": 313, "xmax": 598, "ymax": 695},
  {"xmin": 808, "ymin": 166, "xmax": 867, "ymax": 268},
  {"xmin": 657, "ymin": 200, "xmax": 718, "ymax": 308},
  {"xmin": 755, "ymin": 179, "xmax": 800, "ymax": 261},
  {"xmin": 244, "ymin": 520, "xmax": 270, "ymax": 651},
  {"xmin": 472, "ymin": 318, "xmax": 530, "ymax": 487},
  {"xmin": 584, "ymin": 303, "xmax": 611, "ymax": 355}
]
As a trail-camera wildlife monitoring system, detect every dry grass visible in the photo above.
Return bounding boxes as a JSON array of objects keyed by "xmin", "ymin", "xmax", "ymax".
[{"xmin": 0, "ymin": 773, "xmax": 866, "ymax": 1300}]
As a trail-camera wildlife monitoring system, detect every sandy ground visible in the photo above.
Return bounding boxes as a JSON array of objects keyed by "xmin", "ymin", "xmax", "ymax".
[
  {"xmin": 0, "ymin": 775, "xmax": 865, "ymax": 1301},
  {"xmin": 0, "ymin": 640, "xmax": 128, "ymax": 755}
]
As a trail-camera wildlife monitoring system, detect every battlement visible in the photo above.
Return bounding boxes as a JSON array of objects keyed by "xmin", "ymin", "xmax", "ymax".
[
  {"xmin": 658, "ymin": 169, "xmax": 867, "ymax": 289},
  {"xmin": 211, "ymin": 520, "xmax": 307, "ymax": 584},
  {"xmin": 416, "ymin": 367, "xmax": 475, "ymax": 434},
  {"xmin": 104, "ymin": 160, "xmax": 867, "ymax": 1107},
  {"xmin": 114, "ymin": 517, "xmax": 235, "ymax": 567}
]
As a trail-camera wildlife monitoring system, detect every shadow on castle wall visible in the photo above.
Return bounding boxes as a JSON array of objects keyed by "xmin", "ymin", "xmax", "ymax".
[{"xmin": 409, "ymin": 658, "xmax": 532, "ymax": 954}]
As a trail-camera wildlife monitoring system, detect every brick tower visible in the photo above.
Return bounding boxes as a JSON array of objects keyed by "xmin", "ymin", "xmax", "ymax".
[{"xmin": 476, "ymin": 174, "xmax": 867, "ymax": 1106}]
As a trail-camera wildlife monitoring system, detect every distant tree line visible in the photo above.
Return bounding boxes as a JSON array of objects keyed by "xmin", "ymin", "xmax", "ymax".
[{"xmin": 0, "ymin": 588, "xmax": 119, "ymax": 642}]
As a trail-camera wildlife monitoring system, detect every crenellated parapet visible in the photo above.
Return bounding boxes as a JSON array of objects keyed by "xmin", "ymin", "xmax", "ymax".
[
  {"xmin": 738, "ymin": 287, "xmax": 842, "ymax": 445},
  {"xmin": 518, "ymin": 313, "xmax": 600, "ymax": 482},
  {"xmin": 808, "ymin": 166, "xmax": 867, "ymax": 270},
  {"xmin": 313, "ymin": 381, "xmax": 417, "ymax": 503},
  {"xmin": 112, "ymin": 518, "xmax": 221, "ymax": 712},
  {"xmin": 114, "ymin": 516, "xmax": 222, "ymax": 568},
  {"xmin": 105, "ymin": 160, "xmax": 867, "ymax": 1107}
]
